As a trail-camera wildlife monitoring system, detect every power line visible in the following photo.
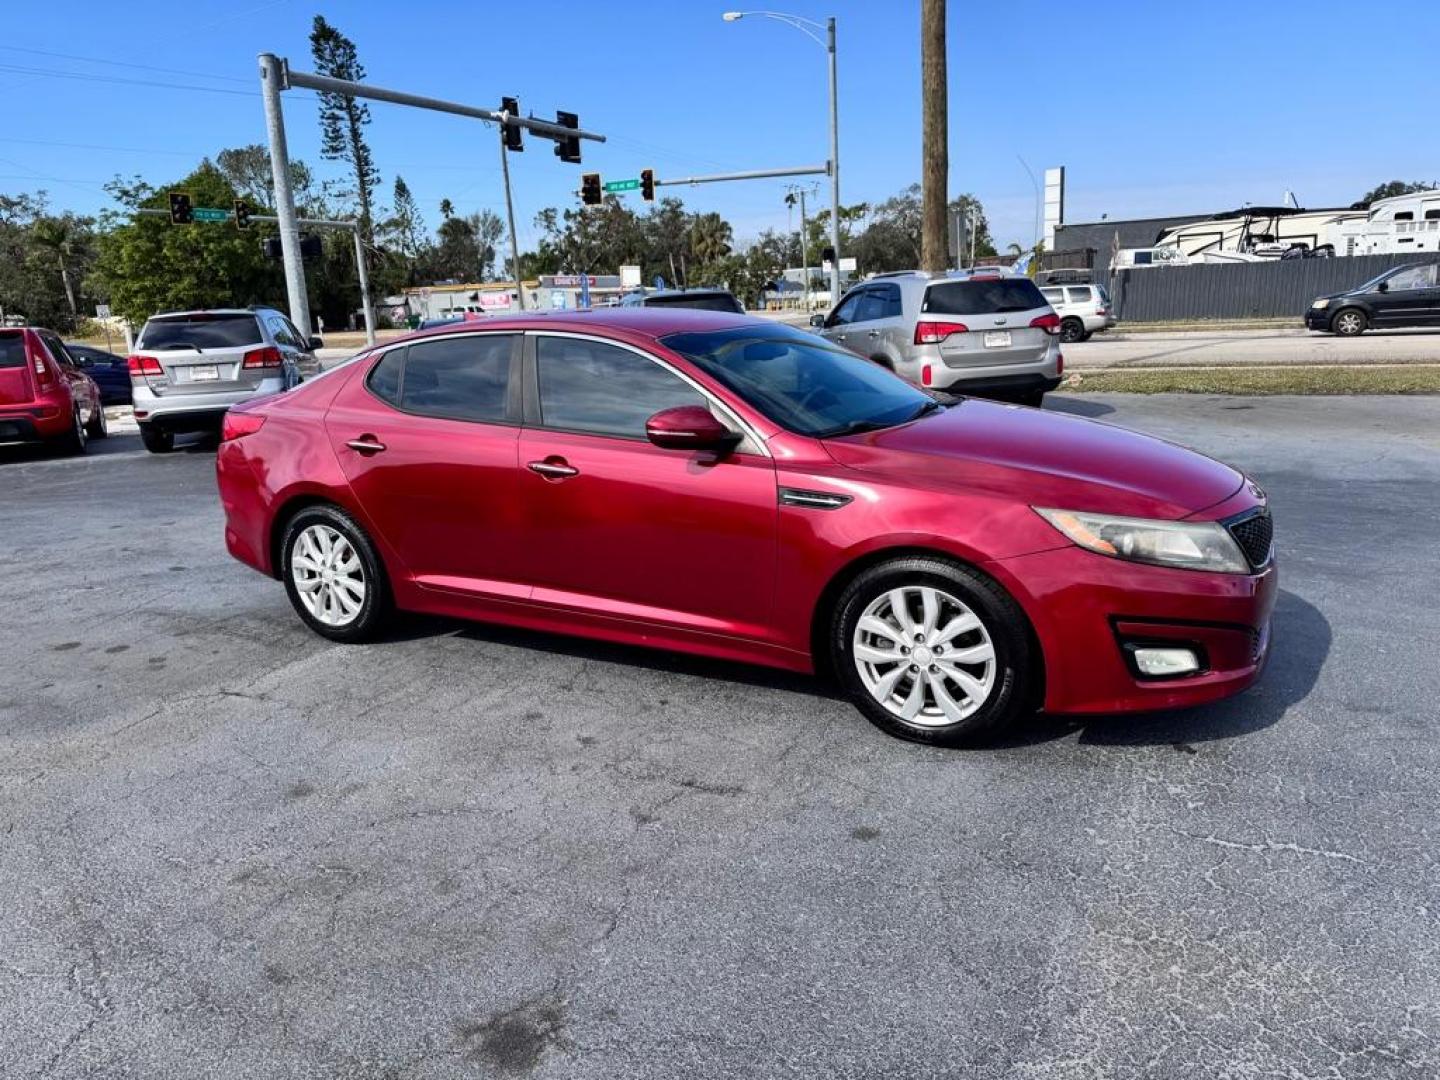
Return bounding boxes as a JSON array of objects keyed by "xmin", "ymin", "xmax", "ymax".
[
  {"xmin": 0, "ymin": 62, "xmax": 322, "ymax": 102},
  {"xmin": 0, "ymin": 44, "xmax": 253, "ymax": 84}
]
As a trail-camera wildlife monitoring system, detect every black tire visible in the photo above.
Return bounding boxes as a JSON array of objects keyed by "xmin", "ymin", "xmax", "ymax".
[
  {"xmin": 85, "ymin": 404, "xmax": 108, "ymax": 439},
  {"xmin": 139, "ymin": 425, "xmax": 174, "ymax": 454},
  {"xmin": 61, "ymin": 406, "xmax": 87, "ymax": 455},
  {"xmin": 1059, "ymin": 318, "xmax": 1085, "ymax": 343},
  {"xmin": 829, "ymin": 556, "xmax": 1037, "ymax": 747},
  {"xmin": 1331, "ymin": 308, "xmax": 1367, "ymax": 336},
  {"xmin": 279, "ymin": 504, "xmax": 393, "ymax": 643}
]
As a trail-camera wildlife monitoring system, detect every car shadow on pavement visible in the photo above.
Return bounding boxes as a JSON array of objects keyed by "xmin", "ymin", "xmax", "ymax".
[
  {"xmin": 1001, "ymin": 588, "xmax": 1331, "ymax": 749},
  {"xmin": 396, "ymin": 614, "xmax": 840, "ymax": 701},
  {"xmin": 1042, "ymin": 396, "xmax": 1116, "ymax": 419}
]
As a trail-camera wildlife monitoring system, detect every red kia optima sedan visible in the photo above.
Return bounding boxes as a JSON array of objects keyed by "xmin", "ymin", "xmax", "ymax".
[{"xmin": 216, "ymin": 310, "xmax": 1275, "ymax": 745}]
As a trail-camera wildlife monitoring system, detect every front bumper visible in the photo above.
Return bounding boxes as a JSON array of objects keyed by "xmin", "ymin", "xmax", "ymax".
[
  {"xmin": 991, "ymin": 544, "xmax": 1277, "ymax": 715},
  {"xmin": 1304, "ymin": 307, "xmax": 1332, "ymax": 330}
]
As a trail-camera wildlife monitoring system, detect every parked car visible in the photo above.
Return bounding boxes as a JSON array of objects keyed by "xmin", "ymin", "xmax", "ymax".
[
  {"xmin": 1039, "ymin": 283, "xmax": 1117, "ymax": 343},
  {"xmin": 810, "ymin": 269, "xmax": 1063, "ymax": 406},
  {"xmin": 620, "ymin": 288, "xmax": 745, "ymax": 314},
  {"xmin": 1305, "ymin": 261, "xmax": 1440, "ymax": 335},
  {"xmin": 64, "ymin": 343, "xmax": 132, "ymax": 405},
  {"xmin": 216, "ymin": 310, "xmax": 1276, "ymax": 747},
  {"xmin": 129, "ymin": 307, "xmax": 322, "ymax": 453},
  {"xmin": 0, "ymin": 327, "xmax": 107, "ymax": 453}
]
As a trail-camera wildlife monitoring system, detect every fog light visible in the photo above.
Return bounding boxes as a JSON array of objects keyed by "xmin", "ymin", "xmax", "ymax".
[{"xmin": 1132, "ymin": 647, "xmax": 1200, "ymax": 677}]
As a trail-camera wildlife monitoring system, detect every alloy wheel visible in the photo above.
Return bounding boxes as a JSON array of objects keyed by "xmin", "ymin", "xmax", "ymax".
[
  {"xmin": 1335, "ymin": 311, "xmax": 1363, "ymax": 335},
  {"xmin": 852, "ymin": 585, "xmax": 996, "ymax": 726},
  {"xmin": 291, "ymin": 523, "xmax": 367, "ymax": 627}
]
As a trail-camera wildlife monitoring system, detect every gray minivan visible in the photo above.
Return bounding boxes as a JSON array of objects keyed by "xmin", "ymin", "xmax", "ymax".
[{"xmin": 811, "ymin": 270, "xmax": 1062, "ymax": 404}]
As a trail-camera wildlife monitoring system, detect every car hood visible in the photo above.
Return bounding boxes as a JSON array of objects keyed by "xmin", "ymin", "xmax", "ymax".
[{"xmin": 823, "ymin": 398, "xmax": 1244, "ymax": 519}]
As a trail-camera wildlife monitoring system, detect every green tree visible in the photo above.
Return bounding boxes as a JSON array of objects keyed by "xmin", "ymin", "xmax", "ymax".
[
  {"xmin": 1357, "ymin": 180, "xmax": 1435, "ymax": 207},
  {"xmin": 384, "ymin": 175, "xmax": 425, "ymax": 258},
  {"xmin": 0, "ymin": 192, "xmax": 95, "ymax": 331},
  {"xmin": 310, "ymin": 16, "xmax": 379, "ymax": 242},
  {"xmin": 215, "ymin": 144, "xmax": 316, "ymax": 211},
  {"xmin": 92, "ymin": 163, "xmax": 283, "ymax": 326},
  {"xmin": 689, "ymin": 212, "xmax": 733, "ymax": 267},
  {"xmin": 30, "ymin": 213, "xmax": 93, "ymax": 318}
]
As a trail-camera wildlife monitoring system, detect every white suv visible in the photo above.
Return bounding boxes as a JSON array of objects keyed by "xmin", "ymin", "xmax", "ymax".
[{"xmin": 1039, "ymin": 284, "xmax": 1117, "ymax": 343}]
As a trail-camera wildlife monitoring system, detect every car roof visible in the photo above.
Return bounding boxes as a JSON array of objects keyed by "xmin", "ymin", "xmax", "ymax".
[
  {"xmin": 379, "ymin": 307, "xmax": 759, "ymax": 347},
  {"xmin": 146, "ymin": 308, "xmax": 269, "ymax": 320}
]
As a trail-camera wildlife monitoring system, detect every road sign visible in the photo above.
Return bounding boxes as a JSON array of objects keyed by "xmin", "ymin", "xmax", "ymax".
[
  {"xmin": 192, "ymin": 208, "xmax": 229, "ymax": 223},
  {"xmin": 603, "ymin": 178, "xmax": 640, "ymax": 193},
  {"xmin": 95, "ymin": 304, "xmax": 111, "ymax": 318}
]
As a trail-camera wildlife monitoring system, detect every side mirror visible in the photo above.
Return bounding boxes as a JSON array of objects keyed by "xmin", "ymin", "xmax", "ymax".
[
  {"xmin": 308, "ymin": 336, "xmax": 325, "ymax": 350},
  {"xmin": 809, "ymin": 314, "xmax": 827, "ymax": 328},
  {"xmin": 1376, "ymin": 282, "xmax": 1388, "ymax": 294},
  {"xmin": 645, "ymin": 405, "xmax": 741, "ymax": 453}
]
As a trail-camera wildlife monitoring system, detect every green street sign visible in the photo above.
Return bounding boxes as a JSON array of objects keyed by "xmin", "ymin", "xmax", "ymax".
[
  {"xmin": 192, "ymin": 207, "xmax": 229, "ymax": 222},
  {"xmin": 603, "ymin": 178, "xmax": 640, "ymax": 193}
]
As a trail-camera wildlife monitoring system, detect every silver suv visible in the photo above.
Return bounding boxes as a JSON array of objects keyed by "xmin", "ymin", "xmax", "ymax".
[
  {"xmin": 811, "ymin": 269, "xmax": 1062, "ymax": 404},
  {"xmin": 130, "ymin": 308, "xmax": 321, "ymax": 453},
  {"xmin": 1039, "ymin": 283, "xmax": 1117, "ymax": 342}
]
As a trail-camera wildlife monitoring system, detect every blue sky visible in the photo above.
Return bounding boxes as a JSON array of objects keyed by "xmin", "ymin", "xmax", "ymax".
[{"xmin": 3, "ymin": 0, "xmax": 1437, "ymax": 254}]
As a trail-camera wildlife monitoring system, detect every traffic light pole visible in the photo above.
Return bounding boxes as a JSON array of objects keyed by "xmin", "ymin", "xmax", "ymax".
[
  {"xmin": 256, "ymin": 53, "xmax": 605, "ymax": 329},
  {"xmin": 259, "ymin": 53, "xmax": 311, "ymax": 337},
  {"xmin": 653, "ymin": 163, "xmax": 830, "ymax": 188}
]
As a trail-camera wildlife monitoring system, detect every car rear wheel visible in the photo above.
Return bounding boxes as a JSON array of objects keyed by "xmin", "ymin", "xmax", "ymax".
[
  {"xmin": 1332, "ymin": 308, "xmax": 1367, "ymax": 336},
  {"xmin": 830, "ymin": 557, "xmax": 1036, "ymax": 746},
  {"xmin": 61, "ymin": 406, "xmax": 87, "ymax": 455},
  {"xmin": 1059, "ymin": 318, "xmax": 1085, "ymax": 343},
  {"xmin": 139, "ymin": 425, "xmax": 174, "ymax": 454},
  {"xmin": 85, "ymin": 404, "xmax": 108, "ymax": 439},
  {"xmin": 281, "ymin": 505, "xmax": 392, "ymax": 643}
]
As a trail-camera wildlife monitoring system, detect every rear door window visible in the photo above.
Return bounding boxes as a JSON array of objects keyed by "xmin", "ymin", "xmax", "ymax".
[
  {"xmin": 1066, "ymin": 286, "xmax": 1093, "ymax": 303},
  {"xmin": 140, "ymin": 314, "xmax": 264, "ymax": 350},
  {"xmin": 922, "ymin": 278, "xmax": 1047, "ymax": 315},
  {"xmin": 399, "ymin": 334, "xmax": 516, "ymax": 422}
]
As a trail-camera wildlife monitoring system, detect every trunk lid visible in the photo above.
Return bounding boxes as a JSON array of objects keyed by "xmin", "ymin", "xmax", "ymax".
[
  {"xmin": 134, "ymin": 313, "xmax": 271, "ymax": 396},
  {"xmin": 0, "ymin": 330, "xmax": 36, "ymax": 405}
]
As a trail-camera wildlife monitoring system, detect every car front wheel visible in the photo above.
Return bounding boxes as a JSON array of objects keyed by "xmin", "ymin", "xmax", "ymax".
[
  {"xmin": 830, "ymin": 557, "xmax": 1037, "ymax": 746},
  {"xmin": 281, "ymin": 505, "xmax": 392, "ymax": 643},
  {"xmin": 1332, "ymin": 308, "xmax": 1367, "ymax": 336}
]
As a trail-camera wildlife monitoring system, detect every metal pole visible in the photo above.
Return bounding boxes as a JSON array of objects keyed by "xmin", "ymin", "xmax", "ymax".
[
  {"xmin": 827, "ymin": 16, "xmax": 841, "ymax": 304},
  {"xmin": 798, "ymin": 188, "xmax": 810, "ymax": 312},
  {"xmin": 258, "ymin": 53, "xmax": 311, "ymax": 335},
  {"xmin": 655, "ymin": 164, "xmax": 829, "ymax": 187},
  {"xmin": 497, "ymin": 119, "xmax": 526, "ymax": 312},
  {"xmin": 352, "ymin": 226, "xmax": 376, "ymax": 347}
]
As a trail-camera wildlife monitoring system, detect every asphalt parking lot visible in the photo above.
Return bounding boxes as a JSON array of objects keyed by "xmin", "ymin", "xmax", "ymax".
[{"xmin": 2, "ymin": 394, "xmax": 1438, "ymax": 1079}]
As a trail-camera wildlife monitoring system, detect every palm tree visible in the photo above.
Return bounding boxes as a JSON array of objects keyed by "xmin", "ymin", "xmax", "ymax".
[
  {"xmin": 1007, "ymin": 242, "xmax": 1024, "ymax": 257},
  {"xmin": 689, "ymin": 213, "xmax": 733, "ymax": 266},
  {"xmin": 31, "ymin": 217, "xmax": 80, "ymax": 317}
]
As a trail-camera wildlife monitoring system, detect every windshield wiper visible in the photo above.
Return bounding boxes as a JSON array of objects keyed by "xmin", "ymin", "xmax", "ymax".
[
  {"xmin": 819, "ymin": 418, "xmax": 895, "ymax": 439},
  {"xmin": 906, "ymin": 400, "xmax": 944, "ymax": 423}
]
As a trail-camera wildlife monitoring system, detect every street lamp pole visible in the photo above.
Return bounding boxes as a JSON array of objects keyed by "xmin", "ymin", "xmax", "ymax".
[{"xmin": 724, "ymin": 11, "xmax": 841, "ymax": 303}]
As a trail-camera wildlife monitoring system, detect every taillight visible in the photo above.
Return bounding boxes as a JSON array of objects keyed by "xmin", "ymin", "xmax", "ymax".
[
  {"xmin": 31, "ymin": 346, "xmax": 54, "ymax": 388},
  {"xmin": 127, "ymin": 354, "xmax": 163, "ymax": 377},
  {"xmin": 1057, "ymin": 353, "xmax": 1065, "ymax": 375},
  {"xmin": 242, "ymin": 346, "xmax": 283, "ymax": 369},
  {"xmin": 1030, "ymin": 313, "xmax": 1061, "ymax": 335},
  {"xmin": 914, "ymin": 320, "xmax": 969, "ymax": 344},
  {"xmin": 220, "ymin": 411, "xmax": 266, "ymax": 441},
  {"xmin": 1095, "ymin": 307, "xmax": 1107, "ymax": 316}
]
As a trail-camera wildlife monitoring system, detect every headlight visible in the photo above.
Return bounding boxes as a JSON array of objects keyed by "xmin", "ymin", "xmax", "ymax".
[
  {"xmin": 1034, "ymin": 508, "xmax": 1249, "ymax": 574},
  {"xmin": 1311, "ymin": 298, "xmax": 1330, "ymax": 309}
]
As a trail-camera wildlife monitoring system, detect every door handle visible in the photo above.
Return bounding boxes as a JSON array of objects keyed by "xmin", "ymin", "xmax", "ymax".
[
  {"xmin": 527, "ymin": 459, "xmax": 578, "ymax": 479},
  {"xmin": 346, "ymin": 436, "xmax": 387, "ymax": 455},
  {"xmin": 866, "ymin": 330, "xmax": 881, "ymax": 337}
]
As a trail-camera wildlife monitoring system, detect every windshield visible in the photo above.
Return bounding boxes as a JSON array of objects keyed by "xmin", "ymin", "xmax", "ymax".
[
  {"xmin": 644, "ymin": 293, "xmax": 745, "ymax": 314},
  {"xmin": 923, "ymin": 278, "xmax": 1046, "ymax": 315},
  {"xmin": 139, "ymin": 313, "xmax": 262, "ymax": 350},
  {"xmin": 661, "ymin": 325, "xmax": 934, "ymax": 438}
]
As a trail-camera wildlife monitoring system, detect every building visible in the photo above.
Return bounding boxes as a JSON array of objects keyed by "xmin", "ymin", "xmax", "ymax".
[{"xmin": 403, "ymin": 276, "xmax": 628, "ymax": 321}]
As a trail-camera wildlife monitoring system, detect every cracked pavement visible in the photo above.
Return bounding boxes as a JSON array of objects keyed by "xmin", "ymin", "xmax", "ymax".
[{"xmin": 1, "ymin": 394, "xmax": 1438, "ymax": 1078}]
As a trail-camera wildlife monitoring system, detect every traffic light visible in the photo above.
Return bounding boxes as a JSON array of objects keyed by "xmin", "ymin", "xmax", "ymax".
[
  {"xmin": 821, "ymin": 246, "xmax": 836, "ymax": 266},
  {"xmin": 261, "ymin": 237, "xmax": 283, "ymax": 260},
  {"xmin": 299, "ymin": 234, "xmax": 323, "ymax": 260},
  {"xmin": 640, "ymin": 168, "xmax": 655, "ymax": 202},
  {"xmin": 500, "ymin": 96, "xmax": 523, "ymax": 152},
  {"xmin": 168, "ymin": 191, "xmax": 193, "ymax": 225},
  {"xmin": 553, "ymin": 110, "xmax": 581, "ymax": 164},
  {"xmin": 234, "ymin": 200, "xmax": 253, "ymax": 231},
  {"xmin": 580, "ymin": 173, "xmax": 602, "ymax": 206}
]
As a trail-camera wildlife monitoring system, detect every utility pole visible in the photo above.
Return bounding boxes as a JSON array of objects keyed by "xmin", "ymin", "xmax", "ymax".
[
  {"xmin": 259, "ymin": 54, "xmax": 311, "ymax": 335},
  {"xmin": 826, "ymin": 16, "xmax": 841, "ymax": 304},
  {"xmin": 920, "ymin": 0, "xmax": 948, "ymax": 272},
  {"xmin": 787, "ymin": 187, "xmax": 812, "ymax": 311}
]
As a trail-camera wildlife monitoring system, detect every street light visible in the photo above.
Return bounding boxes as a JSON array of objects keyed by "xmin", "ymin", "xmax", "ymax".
[{"xmin": 723, "ymin": 10, "xmax": 841, "ymax": 306}]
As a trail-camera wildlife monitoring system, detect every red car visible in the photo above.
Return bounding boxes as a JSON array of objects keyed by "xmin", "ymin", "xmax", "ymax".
[
  {"xmin": 0, "ymin": 327, "xmax": 107, "ymax": 453},
  {"xmin": 216, "ymin": 311, "xmax": 1276, "ymax": 745}
]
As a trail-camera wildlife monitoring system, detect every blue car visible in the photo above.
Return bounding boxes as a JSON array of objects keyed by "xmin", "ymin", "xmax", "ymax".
[{"xmin": 64, "ymin": 344, "xmax": 132, "ymax": 406}]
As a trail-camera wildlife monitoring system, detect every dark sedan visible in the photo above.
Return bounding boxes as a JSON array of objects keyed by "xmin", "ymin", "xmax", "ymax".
[{"xmin": 64, "ymin": 343, "xmax": 132, "ymax": 405}]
